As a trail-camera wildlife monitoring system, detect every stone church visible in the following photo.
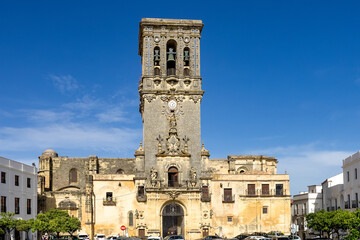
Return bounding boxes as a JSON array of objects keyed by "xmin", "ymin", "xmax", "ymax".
[{"xmin": 38, "ymin": 18, "xmax": 291, "ymax": 240}]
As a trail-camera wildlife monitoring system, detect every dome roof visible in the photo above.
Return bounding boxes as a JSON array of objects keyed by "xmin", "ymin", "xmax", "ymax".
[{"xmin": 42, "ymin": 149, "xmax": 58, "ymax": 157}]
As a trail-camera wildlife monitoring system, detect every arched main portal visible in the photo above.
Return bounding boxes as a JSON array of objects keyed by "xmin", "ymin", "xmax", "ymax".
[{"xmin": 162, "ymin": 202, "xmax": 184, "ymax": 237}]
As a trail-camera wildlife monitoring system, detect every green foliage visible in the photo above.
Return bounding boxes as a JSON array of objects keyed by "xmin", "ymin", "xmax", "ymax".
[
  {"xmin": 306, "ymin": 208, "xmax": 360, "ymax": 239},
  {"xmin": 64, "ymin": 216, "xmax": 81, "ymax": 236},
  {"xmin": 32, "ymin": 209, "xmax": 81, "ymax": 237},
  {"xmin": 0, "ymin": 212, "xmax": 17, "ymax": 235}
]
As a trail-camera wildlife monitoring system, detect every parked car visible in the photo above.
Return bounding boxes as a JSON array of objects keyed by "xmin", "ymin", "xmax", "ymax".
[
  {"xmin": 245, "ymin": 237, "xmax": 266, "ymax": 240},
  {"xmin": 272, "ymin": 237, "xmax": 289, "ymax": 240},
  {"xmin": 163, "ymin": 236, "xmax": 185, "ymax": 240},
  {"xmin": 287, "ymin": 235, "xmax": 301, "ymax": 240},
  {"xmin": 234, "ymin": 235, "xmax": 249, "ymax": 240},
  {"xmin": 202, "ymin": 236, "xmax": 224, "ymax": 240},
  {"xmin": 95, "ymin": 234, "xmax": 106, "ymax": 240},
  {"xmin": 107, "ymin": 235, "xmax": 118, "ymax": 240},
  {"xmin": 147, "ymin": 237, "xmax": 162, "ymax": 240},
  {"xmin": 78, "ymin": 234, "xmax": 89, "ymax": 240}
]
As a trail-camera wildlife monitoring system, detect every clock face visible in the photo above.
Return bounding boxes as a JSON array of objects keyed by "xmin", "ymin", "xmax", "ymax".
[
  {"xmin": 154, "ymin": 37, "xmax": 160, "ymax": 42},
  {"xmin": 184, "ymin": 37, "xmax": 190, "ymax": 43},
  {"xmin": 168, "ymin": 100, "xmax": 177, "ymax": 110}
]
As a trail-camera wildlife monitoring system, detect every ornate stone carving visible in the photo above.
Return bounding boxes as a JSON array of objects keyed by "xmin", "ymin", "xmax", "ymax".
[
  {"xmin": 182, "ymin": 136, "xmax": 189, "ymax": 154},
  {"xmin": 188, "ymin": 167, "xmax": 197, "ymax": 187},
  {"xmin": 150, "ymin": 167, "xmax": 158, "ymax": 187},
  {"xmin": 166, "ymin": 114, "xmax": 181, "ymax": 155},
  {"xmin": 143, "ymin": 94, "xmax": 156, "ymax": 102},
  {"xmin": 156, "ymin": 135, "xmax": 165, "ymax": 154},
  {"xmin": 190, "ymin": 95, "xmax": 202, "ymax": 103},
  {"xmin": 167, "ymin": 190, "xmax": 180, "ymax": 200}
]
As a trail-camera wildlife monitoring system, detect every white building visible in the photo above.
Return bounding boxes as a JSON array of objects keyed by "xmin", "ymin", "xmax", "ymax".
[
  {"xmin": 292, "ymin": 185, "xmax": 322, "ymax": 239},
  {"xmin": 0, "ymin": 156, "xmax": 38, "ymax": 240},
  {"xmin": 342, "ymin": 151, "xmax": 360, "ymax": 210},
  {"xmin": 322, "ymin": 173, "xmax": 343, "ymax": 211}
]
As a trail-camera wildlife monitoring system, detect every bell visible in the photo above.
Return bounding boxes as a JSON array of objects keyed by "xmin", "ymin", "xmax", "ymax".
[
  {"xmin": 154, "ymin": 49, "xmax": 160, "ymax": 62},
  {"xmin": 167, "ymin": 48, "xmax": 176, "ymax": 62},
  {"xmin": 184, "ymin": 50, "xmax": 190, "ymax": 61}
]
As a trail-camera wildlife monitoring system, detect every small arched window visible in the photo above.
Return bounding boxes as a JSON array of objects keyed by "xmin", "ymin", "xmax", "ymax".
[
  {"xmin": 168, "ymin": 167, "xmax": 179, "ymax": 187},
  {"xmin": 183, "ymin": 47, "xmax": 190, "ymax": 66},
  {"xmin": 154, "ymin": 47, "xmax": 160, "ymax": 66},
  {"xmin": 69, "ymin": 168, "xmax": 78, "ymax": 183},
  {"xmin": 128, "ymin": 212, "xmax": 133, "ymax": 227},
  {"xmin": 116, "ymin": 169, "xmax": 124, "ymax": 174}
]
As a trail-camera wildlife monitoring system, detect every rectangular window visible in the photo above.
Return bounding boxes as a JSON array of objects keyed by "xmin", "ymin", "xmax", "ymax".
[
  {"xmin": 227, "ymin": 216, "xmax": 233, "ymax": 222},
  {"xmin": 261, "ymin": 184, "xmax": 269, "ymax": 195},
  {"xmin": 201, "ymin": 186, "xmax": 209, "ymax": 198},
  {"xmin": 15, "ymin": 175, "xmax": 19, "ymax": 186},
  {"xmin": 138, "ymin": 186, "xmax": 145, "ymax": 196},
  {"xmin": 106, "ymin": 192, "xmax": 113, "ymax": 201},
  {"xmin": 356, "ymin": 168, "xmax": 358, "ymax": 180},
  {"xmin": 1, "ymin": 172, "xmax": 5, "ymax": 183},
  {"xmin": 27, "ymin": 178, "xmax": 31, "ymax": 188},
  {"xmin": 263, "ymin": 206, "xmax": 268, "ymax": 214},
  {"xmin": 1, "ymin": 196, "xmax": 6, "ymax": 212},
  {"xmin": 247, "ymin": 184, "xmax": 256, "ymax": 195},
  {"xmin": 335, "ymin": 199, "xmax": 338, "ymax": 210},
  {"xmin": 276, "ymin": 184, "xmax": 284, "ymax": 196},
  {"xmin": 223, "ymin": 188, "xmax": 233, "ymax": 202},
  {"xmin": 27, "ymin": 199, "xmax": 31, "ymax": 214},
  {"xmin": 347, "ymin": 171, "xmax": 350, "ymax": 182},
  {"xmin": 15, "ymin": 197, "xmax": 20, "ymax": 214}
]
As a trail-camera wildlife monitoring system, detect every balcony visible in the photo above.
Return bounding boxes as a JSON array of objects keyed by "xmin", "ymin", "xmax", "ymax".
[
  {"xmin": 103, "ymin": 197, "xmax": 116, "ymax": 206},
  {"xmin": 261, "ymin": 189, "xmax": 270, "ymax": 196},
  {"xmin": 222, "ymin": 194, "xmax": 235, "ymax": 203},
  {"xmin": 352, "ymin": 200, "xmax": 358, "ymax": 209},
  {"xmin": 345, "ymin": 201, "xmax": 350, "ymax": 209},
  {"xmin": 246, "ymin": 189, "xmax": 257, "ymax": 197},
  {"xmin": 136, "ymin": 193, "xmax": 147, "ymax": 202},
  {"xmin": 201, "ymin": 193, "xmax": 211, "ymax": 202}
]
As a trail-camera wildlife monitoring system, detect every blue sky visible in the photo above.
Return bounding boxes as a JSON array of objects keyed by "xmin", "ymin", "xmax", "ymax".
[{"xmin": 1, "ymin": 1, "xmax": 360, "ymax": 195}]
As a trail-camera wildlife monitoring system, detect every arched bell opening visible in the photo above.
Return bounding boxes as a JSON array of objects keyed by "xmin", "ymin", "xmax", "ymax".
[
  {"xmin": 154, "ymin": 46, "xmax": 161, "ymax": 76},
  {"xmin": 166, "ymin": 40, "xmax": 177, "ymax": 76},
  {"xmin": 168, "ymin": 167, "xmax": 179, "ymax": 187},
  {"xmin": 161, "ymin": 202, "xmax": 184, "ymax": 237}
]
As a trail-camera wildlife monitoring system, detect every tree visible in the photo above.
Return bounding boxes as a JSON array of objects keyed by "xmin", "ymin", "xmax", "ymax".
[
  {"xmin": 33, "ymin": 209, "xmax": 81, "ymax": 239},
  {"xmin": 330, "ymin": 209, "xmax": 353, "ymax": 238},
  {"xmin": 16, "ymin": 219, "xmax": 34, "ymax": 240},
  {"xmin": 63, "ymin": 216, "xmax": 81, "ymax": 239},
  {"xmin": 306, "ymin": 210, "xmax": 332, "ymax": 236},
  {"xmin": 0, "ymin": 212, "xmax": 17, "ymax": 240}
]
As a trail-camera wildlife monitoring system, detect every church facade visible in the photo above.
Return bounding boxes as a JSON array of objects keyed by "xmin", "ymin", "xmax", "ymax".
[{"xmin": 37, "ymin": 18, "xmax": 291, "ymax": 240}]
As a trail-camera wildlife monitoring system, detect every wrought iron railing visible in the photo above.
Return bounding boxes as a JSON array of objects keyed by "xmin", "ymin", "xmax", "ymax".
[
  {"xmin": 222, "ymin": 194, "xmax": 235, "ymax": 203},
  {"xmin": 103, "ymin": 197, "xmax": 116, "ymax": 206}
]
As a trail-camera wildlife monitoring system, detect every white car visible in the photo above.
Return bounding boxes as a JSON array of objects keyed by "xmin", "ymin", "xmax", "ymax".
[
  {"xmin": 78, "ymin": 233, "xmax": 89, "ymax": 240},
  {"xmin": 147, "ymin": 237, "xmax": 162, "ymax": 240},
  {"xmin": 245, "ymin": 237, "xmax": 266, "ymax": 240},
  {"xmin": 95, "ymin": 234, "xmax": 106, "ymax": 240}
]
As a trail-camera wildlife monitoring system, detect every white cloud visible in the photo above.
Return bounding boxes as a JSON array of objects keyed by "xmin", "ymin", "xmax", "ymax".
[
  {"xmin": 22, "ymin": 109, "xmax": 74, "ymax": 123},
  {"xmin": 0, "ymin": 124, "xmax": 141, "ymax": 153},
  {"xmin": 246, "ymin": 143, "xmax": 353, "ymax": 195},
  {"xmin": 49, "ymin": 74, "xmax": 79, "ymax": 93},
  {"xmin": 96, "ymin": 108, "xmax": 128, "ymax": 123}
]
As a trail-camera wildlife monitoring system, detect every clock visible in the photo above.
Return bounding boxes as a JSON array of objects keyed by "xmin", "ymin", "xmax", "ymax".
[
  {"xmin": 154, "ymin": 36, "xmax": 160, "ymax": 43},
  {"xmin": 168, "ymin": 100, "xmax": 177, "ymax": 110},
  {"xmin": 184, "ymin": 37, "xmax": 190, "ymax": 43}
]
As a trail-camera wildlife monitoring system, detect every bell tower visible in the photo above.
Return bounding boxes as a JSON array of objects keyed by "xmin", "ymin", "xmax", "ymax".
[{"xmin": 138, "ymin": 18, "xmax": 204, "ymax": 183}]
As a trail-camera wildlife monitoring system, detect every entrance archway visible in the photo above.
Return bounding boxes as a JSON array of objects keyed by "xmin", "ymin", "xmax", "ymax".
[{"xmin": 162, "ymin": 202, "xmax": 184, "ymax": 237}]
